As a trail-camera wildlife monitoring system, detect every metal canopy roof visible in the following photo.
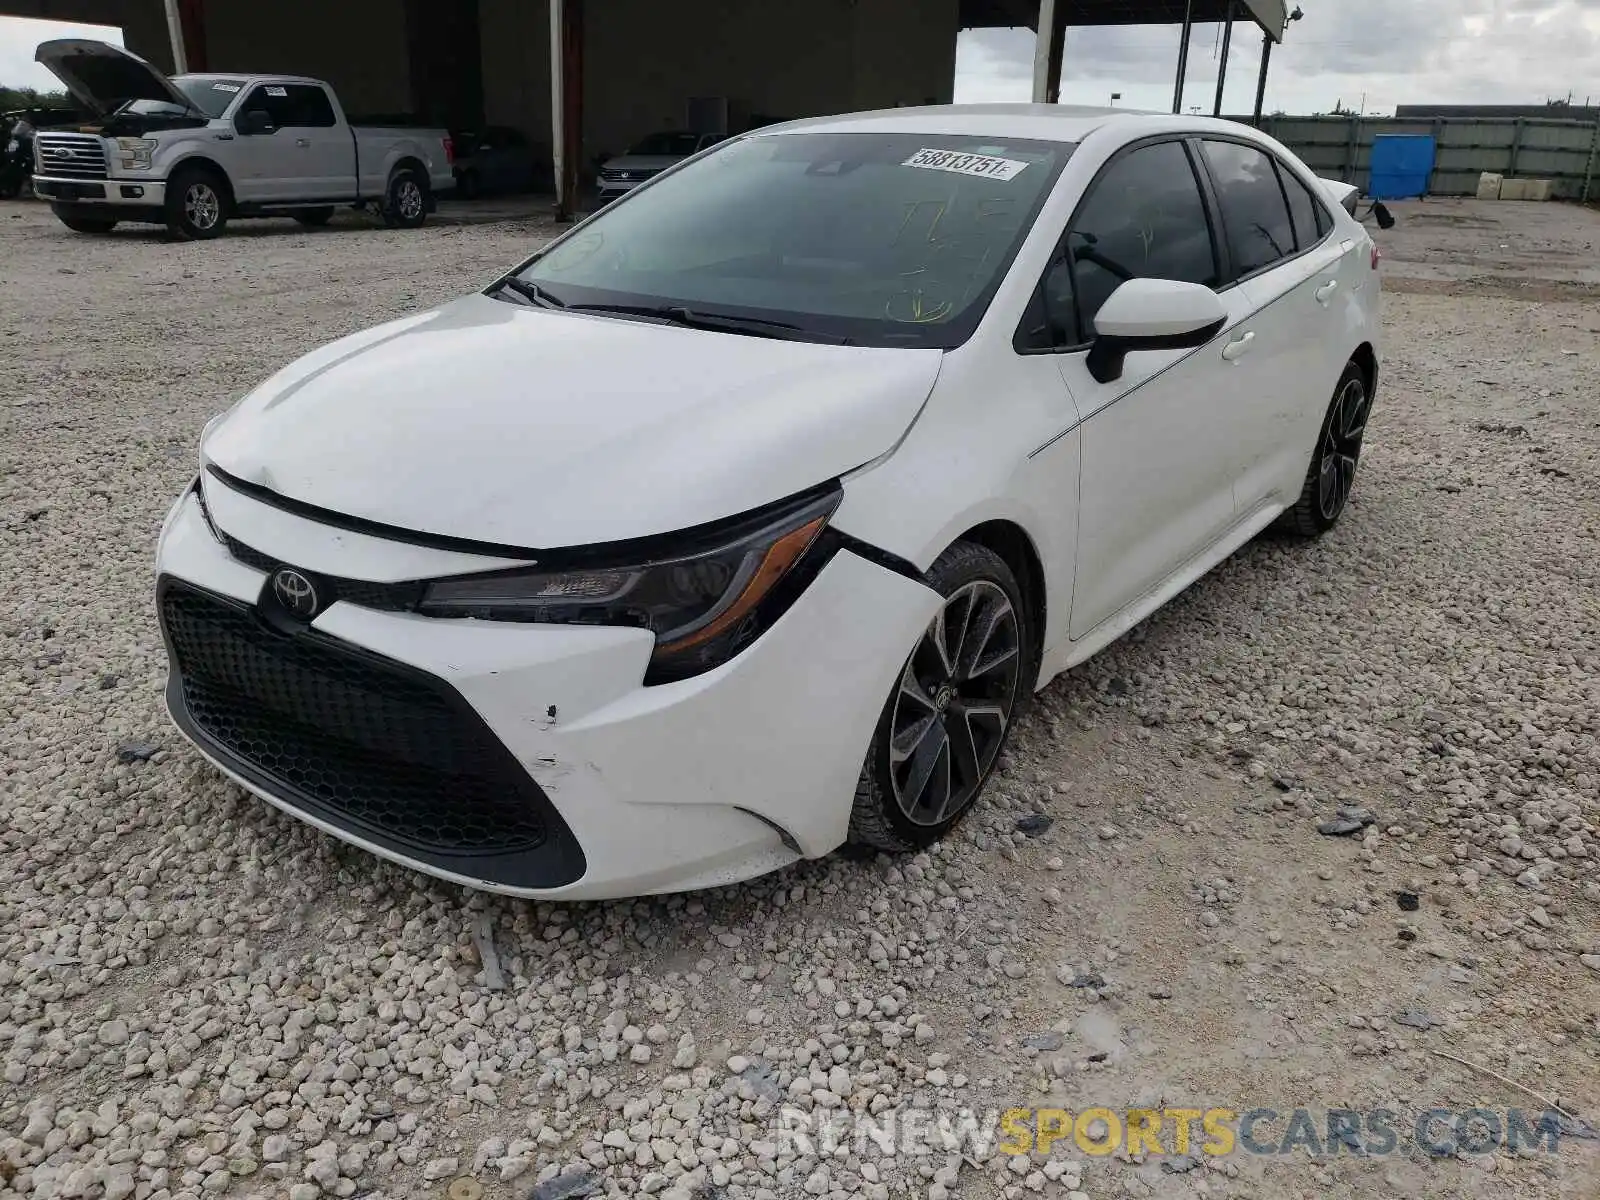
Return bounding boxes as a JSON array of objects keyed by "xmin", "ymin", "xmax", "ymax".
[{"xmin": 962, "ymin": 0, "xmax": 1290, "ymax": 42}]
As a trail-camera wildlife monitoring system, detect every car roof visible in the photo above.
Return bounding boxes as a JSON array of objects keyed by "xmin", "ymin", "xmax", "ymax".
[
  {"xmin": 177, "ymin": 72, "xmax": 325, "ymax": 87},
  {"xmin": 757, "ymin": 103, "xmax": 1267, "ymax": 147}
]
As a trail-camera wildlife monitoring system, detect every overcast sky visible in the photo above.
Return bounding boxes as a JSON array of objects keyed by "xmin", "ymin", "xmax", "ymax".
[{"xmin": 4, "ymin": 3, "xmax": 1600, "ymax": 115}]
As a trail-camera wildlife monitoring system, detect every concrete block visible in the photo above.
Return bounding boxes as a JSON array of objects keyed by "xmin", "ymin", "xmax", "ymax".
[
  {"xmin": 1499, "ymin": 178, "xmax": 1553, "ymax": 201},
  {"xmin": 1476, "ymin": 172, "xmax": 1503, "ymax": 200}
]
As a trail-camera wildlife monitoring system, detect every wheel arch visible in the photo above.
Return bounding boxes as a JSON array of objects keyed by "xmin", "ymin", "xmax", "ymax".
[
  {"xmin": 390, "ymin": 155, "xmax": 429, "ymax": 185},
  {"xmin": 948, "ymin": 519, "xmax": 1048, "ymax": 682},
  {"xmin": 1351, "ymin": 341, "xmax": 1378, "ymax": 397},
  {"xmin": 169, "ymin": 155, "xmax": 235, "ymax": 206}
]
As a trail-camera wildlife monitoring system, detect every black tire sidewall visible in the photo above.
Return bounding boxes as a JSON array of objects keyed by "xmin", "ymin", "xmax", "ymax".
[
  {"xmin": 383, "ymin": 168, "xmax": 428, "ymax": 228},
  {"xmin": 857, "ymin": 542, "xmax": 1031, "ymax": 850},
  {"xmin": 166, "ymin": 168, "xmax": 228, "ymax": 240},
  {"xmin": 1302, "ymin": 361, "xmax": 1369, "ymax": 534},
  {"xmin": 52, "ymin": 206, "xmax": 117, "ymax": 234}
]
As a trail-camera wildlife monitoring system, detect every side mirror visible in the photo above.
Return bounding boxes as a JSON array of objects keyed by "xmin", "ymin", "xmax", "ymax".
[
  {"xmin": 237, "ymin": 109, "xmax": 275, "ymax": 136},
  {"xmin": 1086, "ymin": 278, "xmax": 1228, "ymax": 384}
]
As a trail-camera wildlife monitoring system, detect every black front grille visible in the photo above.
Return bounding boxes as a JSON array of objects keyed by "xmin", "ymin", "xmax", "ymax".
[{"xmin": 159, "ymin": 578, "xmax": 584, "ymax": 885}]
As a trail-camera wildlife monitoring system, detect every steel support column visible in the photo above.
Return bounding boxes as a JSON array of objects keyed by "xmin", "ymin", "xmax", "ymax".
[
  {"xmin": 1212, "ymin": 1, "xmax": 1234, "ymax": 116},
  {"xmin": 1031, "ymin": 0, "xmax": 1057, "ymax": 103},
  {"xmin": 1172, "ymin": 0, "xmax": 1194, "ymax": 114},
  {"xmin": 1044, "ymin": 1, "xmax": 1068, "ymax": 103},
  {"xmin": 1252, "ymin": 31, "xmax": 1272, "ymax": 126},
  {"xmin": 161, "ymin": 0, "xmax": 187, "ymax": 74},
  {"xmin": 550, "ymin": 0, "xmax": 583, "ymax": 222}
]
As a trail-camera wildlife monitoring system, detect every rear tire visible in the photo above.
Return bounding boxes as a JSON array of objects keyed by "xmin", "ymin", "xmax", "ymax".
[
  {"xmin": 52, "ymin": 206, "xmax": 117, "ymax": 234},
  {"xmin": 381, "ymin": 166, "xmax": 428, "ymax": 229},
  {"xmin": 1279, "ymin": 361, "xmax": 1371, "ymax": 537},
  {"xmin": 164, "ymin": 165, "xmax": 229, "ymax": 240},
  {"xmin": 848, "ymin": 541, "xmax": 1031, "ymax": 853},
  {"xmin": 294, "ymin": 207, "xmax": 335, "ymax": 228}
]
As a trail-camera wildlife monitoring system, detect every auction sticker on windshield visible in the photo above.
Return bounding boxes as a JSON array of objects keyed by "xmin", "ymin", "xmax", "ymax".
[{"xmin": 903, "ymin": 148, "xmax": 1029, "ymax": 181}]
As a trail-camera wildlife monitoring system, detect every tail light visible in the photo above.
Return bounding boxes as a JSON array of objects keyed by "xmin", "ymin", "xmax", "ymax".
[
  {"xmin": 1371, "ymin": 243, "xmax": 1382, "ymax": 270},
  {"xmin": 442, "ymin": 135, "xmax": 454, "ymax": 165}
]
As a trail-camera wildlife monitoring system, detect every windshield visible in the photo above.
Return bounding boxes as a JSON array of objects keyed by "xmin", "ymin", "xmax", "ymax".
[
  {"xmin": 516, "ymin": 131, "xmax": 1073, "ymax": 349},
  {"xmin": 172, "ymin": 77, "xmax": 248, "ymax": 118},
  {"xmin": 629, "ymin": 131, "xmax": 702, "ymax": 156}
]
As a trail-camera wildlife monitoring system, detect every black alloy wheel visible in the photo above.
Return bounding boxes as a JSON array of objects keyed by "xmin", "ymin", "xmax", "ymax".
[
  {"xmin": 849, "ymin": 541, "xmax": 1030, "ymax": 852},
  {"xmin": 1282, "ymin": 360, "xmax": 1371, "ymax": 537}
]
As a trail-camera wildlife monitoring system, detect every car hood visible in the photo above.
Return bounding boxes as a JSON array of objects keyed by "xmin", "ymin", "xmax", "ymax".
[
  {"xmin": 603, "ymin": 154, "xmax": 684, "ymax": 173},
  {"xmin": 35, "ymin": 39, "xmax": 193, "ymax": 117},
  {"xmin": 203, "ymin": 293, "xmax": 942, "ymax": 548}
]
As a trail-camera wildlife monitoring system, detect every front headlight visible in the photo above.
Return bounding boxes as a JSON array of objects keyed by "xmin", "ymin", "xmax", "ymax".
[
  {"xmin": 419, "ymin": 487, "xmax": 841, "ymax": 683},
  {"xmin": 115, "ymin": 137, "xmax": 157, "ymax": 170}
]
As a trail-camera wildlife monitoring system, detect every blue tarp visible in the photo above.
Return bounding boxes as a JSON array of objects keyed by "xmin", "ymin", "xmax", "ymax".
[{"xmin": 1369, "ymin": 134, "xmax": 1436, "ymax": 200}]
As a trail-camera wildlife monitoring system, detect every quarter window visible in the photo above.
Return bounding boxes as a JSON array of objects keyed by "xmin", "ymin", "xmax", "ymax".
[
  {"xmin": 1278, "ymin": 161, "xmax": 1332, "ymax": 251},
  {"xmin": 1201, "ymin": 139, "xmax": 1296, "ymax": 276},
  {"xmin": 1055, "ymin": 139, "xmax": 1220, "ymax": 345}
]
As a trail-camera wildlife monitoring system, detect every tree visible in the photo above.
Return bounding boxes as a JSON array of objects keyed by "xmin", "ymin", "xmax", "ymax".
[{"xmin": 1, "ymin": 85, "xmax": 72, "ymax": 113}]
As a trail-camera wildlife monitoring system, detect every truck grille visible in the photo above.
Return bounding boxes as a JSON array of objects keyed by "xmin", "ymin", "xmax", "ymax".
[
  {"xmin": 159, "ymin": 578, "xmax": 552, "ymax": 856},
  {"xmin": 34, "ymin": 132, "xmax": 109, "ymax": 181}
]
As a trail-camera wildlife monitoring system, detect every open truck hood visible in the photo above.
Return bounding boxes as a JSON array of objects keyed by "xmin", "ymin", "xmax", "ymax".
[{"xmin": 34, "ymin": 38, "xmax": 193, "ymax": 117}]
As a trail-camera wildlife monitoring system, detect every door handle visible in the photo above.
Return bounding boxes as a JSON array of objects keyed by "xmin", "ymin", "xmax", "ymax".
[
  {"xmin": 1221, "ymin": 331, "xmax": 1255, "ymax": 362},
  {"xmin": 1316, "ymin": 280, "xmax": 1340, "ymax": 305},
  {"xmin": 295, "ymin": 138, "xmax": 311, "ymax": 148}
]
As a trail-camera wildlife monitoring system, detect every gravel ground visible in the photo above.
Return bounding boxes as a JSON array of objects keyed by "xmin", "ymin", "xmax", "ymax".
[{"xmin": 3, "ymin": 197, "xmax": 1599, "ymax": 1200}]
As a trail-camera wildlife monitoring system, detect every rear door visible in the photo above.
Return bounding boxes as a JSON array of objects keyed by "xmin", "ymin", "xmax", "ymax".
[
  {"xmin": 277, "ymin": 84, "xmax": 355, "ymax": 200},
  {"xmin": 1195, "ymin": 137, "xmax": 1355, "ymax": 508}
]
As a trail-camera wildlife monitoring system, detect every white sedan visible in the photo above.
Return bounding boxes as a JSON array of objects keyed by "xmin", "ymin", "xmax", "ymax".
[{"xmin": 155, "ymin": 104, "xmax": 1380, "ymax": 898}]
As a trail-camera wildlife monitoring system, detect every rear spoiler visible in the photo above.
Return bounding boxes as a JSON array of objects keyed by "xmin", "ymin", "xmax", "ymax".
[{"xmin": 1319, "ymin": 177, "xmax": 1360, "ymax": 216}]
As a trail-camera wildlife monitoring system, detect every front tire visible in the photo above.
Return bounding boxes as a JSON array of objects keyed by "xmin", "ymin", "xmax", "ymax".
[
  {"xmin": 1280, "ymin": 361, "xmax": 1371, "ymax": 537},
  {"xmin": 164, "ymin": 166, "xmax": 229, "ymax": 240},
  {"xmin": 52, "ymin": 206, "xmax": 118, "ymax": 234},
  {"xmin": 849, "ymin": 542, "xmax": 1030, "ymax": 852},
  {"xmin": 381, "ymin": 167, "xmax": 429, "ymax": 229}
]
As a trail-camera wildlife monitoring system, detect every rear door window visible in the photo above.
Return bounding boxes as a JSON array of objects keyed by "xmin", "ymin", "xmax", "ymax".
[
  {"xmin": 1200, "ymin": 139, "xmax": 1297, "ymax": 277},
  {"xmin": 282, "ymin": 85, "xmax": 336, "ymax": 128}
]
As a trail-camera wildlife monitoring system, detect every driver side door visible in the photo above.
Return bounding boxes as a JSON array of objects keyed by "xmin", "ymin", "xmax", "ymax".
[
  {"xmin": 1047, "ymin": 137, "xmax": 1256, "ymax": 641},
  {"xmin": 229, "ymin": 84, "xmax": 299, "ymax": 203}
]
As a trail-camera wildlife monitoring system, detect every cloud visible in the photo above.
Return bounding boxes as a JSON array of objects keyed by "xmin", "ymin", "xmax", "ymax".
[
  {"xmin": 955, "ymin": 1, "xmax": 1600, "ymax": 114},
  {"xmin": 0, "ymin": 16, "xmax": 122, "ymax": 93}
]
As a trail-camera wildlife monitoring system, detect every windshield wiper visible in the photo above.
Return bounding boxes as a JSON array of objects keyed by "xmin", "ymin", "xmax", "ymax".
[
  {"xmin": 491, "ymin": 277, "xmax": 567, "ymax": 308},
  {"xmin": 564, "ymin": 303, "xmax": 851, "ymax": 344}
]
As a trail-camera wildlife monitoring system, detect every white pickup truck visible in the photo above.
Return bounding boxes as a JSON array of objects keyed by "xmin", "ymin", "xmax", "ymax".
[{"xmin": 31, "ymin": 39, "xmax": 454, "ymax": 240}]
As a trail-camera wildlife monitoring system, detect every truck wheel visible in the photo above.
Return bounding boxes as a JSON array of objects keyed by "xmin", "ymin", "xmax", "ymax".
[
  {"xmin": 165, "ymin": 166, "xmax": 229, "ymax": 241},
  {"xmin": 382, "ymin": 167, "xmax": 429, "ymax": 229},
  {"xmin": 294, "ymin": 207, "xmax": 335, "ymax": 228},
  {"xmin": 52, "ymin": 206, "xmax": 118, "ymax": 234}
]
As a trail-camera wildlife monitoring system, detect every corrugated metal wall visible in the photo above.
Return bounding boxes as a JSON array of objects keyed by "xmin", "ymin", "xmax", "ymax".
[{"xmin": 1231, "ymin": 114, "xmax": 1600, "ymax": 201}]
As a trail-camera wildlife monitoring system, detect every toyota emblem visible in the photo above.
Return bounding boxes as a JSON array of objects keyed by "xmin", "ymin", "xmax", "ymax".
[{"xmin": 271, "ymin": 567, "xmax": 320, "ymax": 618}]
